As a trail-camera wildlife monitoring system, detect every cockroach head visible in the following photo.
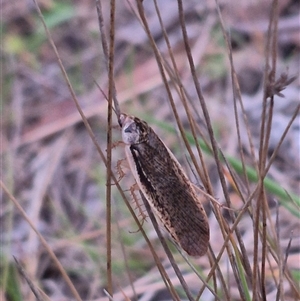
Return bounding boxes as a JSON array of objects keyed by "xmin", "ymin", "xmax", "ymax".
[{"xmin": 119, "ymin": 113, "xmax": 149, "ymax": 145}]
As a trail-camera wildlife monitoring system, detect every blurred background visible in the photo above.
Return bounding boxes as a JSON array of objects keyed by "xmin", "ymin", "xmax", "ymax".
[{"xmin": 1, "ymin": 0, "xmax": 299, "ymax": 300}]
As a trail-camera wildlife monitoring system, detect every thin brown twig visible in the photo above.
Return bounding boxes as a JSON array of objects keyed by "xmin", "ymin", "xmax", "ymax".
[
  {"xmin": 173, "ymin": 5, "xmax": 238, "ymax": 297},
  {"xmin": 282, "ymin": 231, "xmax": 300, "ymax": 298},
  {"xmin": 256, "ymin": 1, "xmax": 280, "ymax": 300},
  {"xmin": 252, "ymin": 1, "xmax": 272, "ymax": 299},
  {"xmin": 176, "ymin": 2, "xmax": 251, "ymax": 300},
  {"xmin": 134, "ymin": 3, "xmax": 230, "ymax": 299},
  {"xmin": 113, "ymin": 206, "xmax": 138, "ymax": 300},
  {"xmin": 13, "ymin": 256, "xmax": 49, "ymax": 301},
  {"xmin": 1, "ymin": 181, "xmax": 82, "ymax": 301},
  {"xmin": 95, "ymin": 0, "xmax": 120, "ymax": 117},
  {"xmin": 152, "ymin": 0, "xmax": 212, "ymax": 192},
  {"xmin": 214, "ymin": 2, "xmax": 255, "ymax": 285},
  {"xmin": 31, "ymin": 1, "xmax": 173, "ymax": 298},
  {"xmin": 275, "ymin": 204, "xmax": 284, "ymax": 301},
  {"xmin": 104, "ymin": 0, "xmax": 116, "ymax": 295},
  {"xmin": 206, "ymin": 246, "xmax": 231, "ymax": 301},
  {"xmin": 216, "ymin": 8, "xmax": 252, "ymax": 195},
  {"xmin": 140, "ymin": 193, "xmax": 185, "ymax": 301},
  {"xmin": 177, "ymin": 0, "xmax": 229, "ymax": 207},
  {"xmin": 134, "ymin": 2, "xmax": 219, "ymax": 300},
  {"xmin": 135, "ymin": 0, "xmax": 210, "ymax": 201},
  {"xmin": 178, "ymin": 0, "xmax": 233, "ymax": 238},
  {"xmin": 178, "ymin": 244, "xmax": 225, "ymax": 301}
]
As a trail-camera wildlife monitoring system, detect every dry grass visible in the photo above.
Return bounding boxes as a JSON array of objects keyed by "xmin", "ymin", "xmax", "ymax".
[{"xmin": 1, "ymin": 0, "xmax": 300, "ymax": 301}]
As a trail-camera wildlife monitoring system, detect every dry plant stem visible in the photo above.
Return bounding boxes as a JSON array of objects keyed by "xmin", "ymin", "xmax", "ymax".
[
  {"xmin": 206, "ymin": 247, "xmax": 231, "ymax": 301},
  {"xmin": 97, "ymin": 1, "xmax": 183, "ymax": 294},
  {"xmin": 111, "ymin": 167, "xmax": 180, "ymax": 298},
  {"xmin": 104, "ymin": 0, "xmax": 117, "ymax": 295},
  {"xmin": 177, "ymin": 0, "xmax": 228, "ymax": 204},
  {"xmin": 158, "ymin": 116, "xmax": 299, "ymax": 207},
  {"xmin": 152, "ymin": 0, "xmax": 211, "ymax": 190},
  {"xmin": 128, "ymin": 226, "xmax": 180, "ymax": 301},
  {"xmin": 282, "ymin": 234, "xmax": 300, "ymax": 299},
  {"xmin": 133, "ymin": 0, "xmax": 214, "ymax": 258},
  {"xmin": 95, "ymin": 0, "xmax": 120, "ymax": 117},
  {"xmin": 140, "ymin": 193, "xmax": 189, "ymax": 301},
  {"xmin": 152, "ymin": 0, "xmax": 194, "ymax": 173},
  {"xmin": 158, "ymin": 10, "xmax": 216, "ymax": 151},
  {"xmin": 219, "ymin": 150, "xmax": 251, "ymax": 211},
  {"xmin": 210, "ymin": 252, "xmax": 219, "ymax": 301},
  {"xmin": 178, "ymin": 1, "xmax": 253, "ymax": 299},
  {"xmin": 261, "ymin": 194, "xmax": 268, "ymax": 301},
  {"xmin": 114, "ymin": 211, "xmax": 138, "ymax": 301},
  {"xmin": 225, "ymin": 238, "xmax": 249, "ymax": 301},
  {"xmin": 135, "ymin": 0, "xmax": 212, "ymax": 250},
  {"xmin": 178, "ymin": 0, "xmax": 229, "ymax": 222},
  {"xmin": 215, "ymin": 2, "xmax": 257, "ymax": 195},
  {"xmin": 258, "ymin": 196, "xmax": 297, "ymax": 296},
  {"xmin": 197, "ymin": 186, "xmax": 261, "ymax": 299},
  {"xmin": 260, "ymin": 64, "xmax": 275, "ymax": 301},
  {"xmin": 31, "ymin": 0, "xmax": 149, "ymax": 297},
  {"xmin": 27, "ymin": 132, "xmax": 71, "ymax": 286},
  {"xmin": 176, "ymin": 243, "xmax": 225, "ymax": 299},
  {"xmin": 178, "ymin": 248, "xmax": 225, "ymax": 301},
  {"xmin": 32, "ymin": 0, "xmax": 179, "ymax": 298},
  {"xmin": 234, "ymin": 75, "xmax": 260, "ymax": 182},
  {"xmin": 30, "ymin": 3, "xmax": 87, "ymax": 300},
  {"xmin": 275, "ymin": 213, "xmax": 300, "ymax": 299},
  {"xmin": 115, "ymin": 173, "xmax": 180, "ymax": 295},
  {"xmin": 202, "ymin": 180, "xmax": 296, "ymax": 300},
  {"xmin": 275, "ymin": 206, "xmax": 284, "ymax": 301},
  {"xmin": 214, "ymin": 1, "xmax": 255, "ymax": 281},
  {"xmin": 228, "ymin": 254, "xmax": 246, "ymax": 301},
  {"xmin": 253, "ymin": 1, "xmax": 280, "ymax": 300},
  {"xmin": 1, "ymin": 181, "xmax": 82, "ymax": 301},
  {"xmin": 214, "ymin": 0, "xmax": 297, "ymax": 296},
  {"xmin": 13, "ymin": 257, "xmax": 48, "ymax": 301},
  {"xmin": 95, "ymin": 5, "xmax": 121, "ymax": 293},
  {"xmin": 135, "ymin": 1, "xmax": 211, "ymax": 203},
  {"xmin": 196, "ymin": 213, "xmax": 243, "ymax": 300},
  {"xmin": 216, "ymin": 1, "xmax": 257, "ymax": 283},
  {"xmin": 102, "ymin": 290, "xmax": 114, "ymax": 301},
  {"xmin": 161, "ymin": 60, "xmax": 213, "ymax": 183}
]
